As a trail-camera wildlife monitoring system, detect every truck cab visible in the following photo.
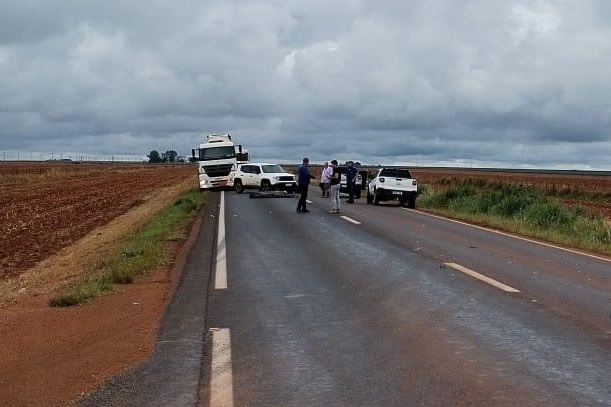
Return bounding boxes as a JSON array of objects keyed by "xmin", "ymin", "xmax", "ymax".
[{"xmin": 192, "ymin": 134, "xmax": 241, "ymax": 190}]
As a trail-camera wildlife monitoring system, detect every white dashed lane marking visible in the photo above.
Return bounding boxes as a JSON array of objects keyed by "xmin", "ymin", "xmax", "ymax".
[
  {"xmin": 445, "ymin": 262, "xmax": 520, "ymax": 293},
  {"xmin": 340, "ymin": 215, "xmax": 361, "ymax": 225},
  {"xmin": 215, "ymin": 192, "xmax": 228, "ymax": 289},
  {"xmin": 209, "ymin": 328, "xmax": 234, "ymax": 407}
]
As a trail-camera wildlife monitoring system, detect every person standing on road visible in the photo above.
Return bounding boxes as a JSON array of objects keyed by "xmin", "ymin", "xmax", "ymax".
[
  {"xmin": 329, "ymin": 159, "xmax": 341, "ymax": 213},
  {"xmin": 296, "ymin": 157, "xmax": 315, "ymax": 213},
  {"xmin": 320, "ymin": 161, "xmax": 332, "ymax": 198},
  {"xmin": 345, "ymin": 160, "xmax": 357, "ymax": 203}
]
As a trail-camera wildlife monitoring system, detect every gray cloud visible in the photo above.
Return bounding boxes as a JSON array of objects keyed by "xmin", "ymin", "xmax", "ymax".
[{"xmin": 0, "ymin": 0, "xmax": 610, "ymax": 169}]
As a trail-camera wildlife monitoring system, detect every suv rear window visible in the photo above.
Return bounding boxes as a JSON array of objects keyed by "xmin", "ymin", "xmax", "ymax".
[{"xmin": 379, "ymin": 169, "xmax": 412, "ymax": 178}]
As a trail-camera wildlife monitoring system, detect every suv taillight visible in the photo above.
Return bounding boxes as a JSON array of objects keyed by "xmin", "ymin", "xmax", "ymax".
[{"xmin": 379, "ymin": 177, "xmax": 385, "ymax": 183}]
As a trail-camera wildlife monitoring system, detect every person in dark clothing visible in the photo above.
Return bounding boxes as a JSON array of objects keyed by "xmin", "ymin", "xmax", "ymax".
[
  {"xmin": 296, "ymin": 157, "xmax": 315, "ymax": 213},
  {"xmin": 345, "ymin": 160, "xmax": 357, "ymax": 203}
]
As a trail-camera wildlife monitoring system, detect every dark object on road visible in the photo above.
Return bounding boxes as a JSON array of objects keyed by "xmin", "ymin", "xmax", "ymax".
[{"xmin": 249, "ymin": 191, "xmax": 295, "ymax": 199}]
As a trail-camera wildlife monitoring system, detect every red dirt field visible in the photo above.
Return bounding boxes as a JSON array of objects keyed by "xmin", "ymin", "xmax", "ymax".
[{"xmin": 0, "ymin": 162, "xmax": 195, "ymax": 280}]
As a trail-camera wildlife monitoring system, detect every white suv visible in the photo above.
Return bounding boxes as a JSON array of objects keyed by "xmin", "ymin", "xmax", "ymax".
[{"xmin": 232, "ymin": 163, "xmax": 297, "ymax": 193}]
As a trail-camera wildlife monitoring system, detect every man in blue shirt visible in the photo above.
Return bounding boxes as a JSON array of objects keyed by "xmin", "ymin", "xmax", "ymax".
[
  {"xmin": 296, "ymin": 157, "xmax": 315, "ymax": 213},
  {"xmin": 345, "ymin": 160, "xmax": 357, "ymax": 203}
]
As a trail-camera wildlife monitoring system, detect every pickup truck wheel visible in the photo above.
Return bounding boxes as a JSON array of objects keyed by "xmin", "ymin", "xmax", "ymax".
[
  {"xmin": 234, "ymin": 179, "xmax": 244, "ymax": 194},
  {"xmin": 366, "ymin": 191, "xmax": 373, "ymax": 204},
  {"xmin": 260, "ymin": 180, "xmax": 271, "ymax": 192},
  {"xmin": 373, "ymin": 190, "xmax": 380, "ymax": 205},
  {"xmin": 407, "ymin": 198, "xmax": 416, "ymax": 209}
]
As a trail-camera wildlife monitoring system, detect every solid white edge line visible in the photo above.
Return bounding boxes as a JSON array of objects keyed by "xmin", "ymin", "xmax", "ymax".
[
  {"xmin": 340, "ymin": 215, "xmax": 361, "ymax": 225},
  {"xmin": 210, "ymin": 328, "xmax": 234, "ymax": 407},
  {"xmin": 445, "ymin": 262, "xmax": 520, "ymax": 293},
  {"xmin": 403, "ymin": 208, "xmax": 611, "ymax": 264},
  {"xmin": 215, "ymin": 191, "xmax": 227, "ymax": 289}
]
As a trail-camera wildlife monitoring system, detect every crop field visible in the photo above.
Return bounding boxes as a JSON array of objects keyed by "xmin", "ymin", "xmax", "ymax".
[
  {"xmin": 410, "ymin": 168, "xmax": 611, "ymax": 193},
  {"xmin": 0, "ymin": 162, "xmax": 195, "ymax": 280}
]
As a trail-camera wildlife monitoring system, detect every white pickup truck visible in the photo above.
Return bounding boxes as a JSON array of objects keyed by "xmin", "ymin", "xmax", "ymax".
[{"xmin": 367, "ymin": 168, "xmax": 418, "ymax": 208}]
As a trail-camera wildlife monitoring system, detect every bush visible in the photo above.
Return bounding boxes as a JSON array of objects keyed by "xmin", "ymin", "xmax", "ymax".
[{"xmin": 519, "ymin": 201, "xmax": 572, "ymax": 229}]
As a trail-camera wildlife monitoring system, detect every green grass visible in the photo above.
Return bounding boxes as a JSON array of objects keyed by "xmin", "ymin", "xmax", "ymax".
[
  {"xmin": 49, "ymin": 188, "xmax": 207, "ymax": 307},
  {"xmin": 418, "ymin": 182, "xmax": 611, "ymax": 256}
]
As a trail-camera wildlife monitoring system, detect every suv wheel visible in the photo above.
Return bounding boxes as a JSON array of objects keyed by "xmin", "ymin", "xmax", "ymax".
[
  {"xmin": 260, "ymin": 180, "xmax": 271, "ymax": 192},
  {"xmin": 234, "ymin": 179, "xmax": 244, "ymax": 194}
]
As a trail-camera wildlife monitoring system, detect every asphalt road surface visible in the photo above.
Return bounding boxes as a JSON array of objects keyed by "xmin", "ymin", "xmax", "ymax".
[{"xmin": 80, "ymin": 188, "xmax": 611, "ymax": 407}]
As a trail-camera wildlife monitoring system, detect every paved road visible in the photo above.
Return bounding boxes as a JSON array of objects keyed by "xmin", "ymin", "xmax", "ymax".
[{"xmin": 80, "ymin": 188, "xmax": 611, "ymax": 407}]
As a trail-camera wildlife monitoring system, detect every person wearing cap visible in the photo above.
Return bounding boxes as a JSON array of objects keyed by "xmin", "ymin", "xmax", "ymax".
[{"xmin": 296, "ymin": 157, "xmax": 315, "ymax": 213}]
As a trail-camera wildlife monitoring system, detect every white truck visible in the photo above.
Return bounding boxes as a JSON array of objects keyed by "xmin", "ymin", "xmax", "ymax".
[
  {"xmin": 367, "ymin": 167, "xmax": 418, "ymax": 208},
  {"xmin": 191, "ymin": 134, "xmax": 247, "ymax": 190}
]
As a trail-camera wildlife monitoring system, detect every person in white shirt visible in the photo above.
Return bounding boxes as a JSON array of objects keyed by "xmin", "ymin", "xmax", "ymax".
[{"xmin": 320, "ymin": 161, "xmax": 333, "ymax": 197}]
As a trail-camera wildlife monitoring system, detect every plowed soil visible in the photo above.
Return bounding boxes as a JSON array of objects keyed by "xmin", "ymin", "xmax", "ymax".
[{"xmin": 0, "ymin": 162, "xmax": 195, "ymax": 279}]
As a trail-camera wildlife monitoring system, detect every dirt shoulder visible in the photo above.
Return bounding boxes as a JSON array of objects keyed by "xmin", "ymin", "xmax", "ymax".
[{"xmin": 0, "ymin": 181, "xmax": 202, "ymax": 407}]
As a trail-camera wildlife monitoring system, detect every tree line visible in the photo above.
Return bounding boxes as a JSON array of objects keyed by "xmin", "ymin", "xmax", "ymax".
[{"xmin": 147, "ymin": 150, "xmax": 188, "ymax": 163}]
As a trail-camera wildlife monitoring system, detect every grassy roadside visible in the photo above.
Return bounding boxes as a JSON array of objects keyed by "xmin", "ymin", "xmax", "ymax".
[
  {"xmin": 49, "ymin": 188, "xmax": 207, "ymax": 307},
  {"xmin": 418, "ymin": 182, "xmax": 611, "ymax": 256}
]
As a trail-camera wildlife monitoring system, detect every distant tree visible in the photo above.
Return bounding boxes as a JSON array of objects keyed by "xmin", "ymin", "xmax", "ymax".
[
  {"xmin": 163, "ymin": 150, "xmax": 178, "ymax": 163},
  {"xmin": 147, "ymin": 150, "xmax": 163, "ymax": 163}
]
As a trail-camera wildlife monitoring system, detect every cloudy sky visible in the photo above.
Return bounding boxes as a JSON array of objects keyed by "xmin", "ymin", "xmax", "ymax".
[{"xmin": 1, "ymin": 0, "xmax": 610, "ymax": 169}]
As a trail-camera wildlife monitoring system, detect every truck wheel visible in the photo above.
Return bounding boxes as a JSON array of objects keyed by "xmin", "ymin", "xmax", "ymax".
[
  {"xmin": 260, "ymin": 180, "xmax": 271, "ymax": 192},
  {"xmin": 366, "ymin": 191, "xmax": 373, "ymax": 204},
  {"xmin": 407, "ymin": 198, "xmax": 416, "ymax": 209},
  {"xmin": 373, "ymin": 190, "xmax": 380, "ymax": 205},
  {"xmin": 234, "ymin": 179, "xmax": 244, "ymax": 194}
]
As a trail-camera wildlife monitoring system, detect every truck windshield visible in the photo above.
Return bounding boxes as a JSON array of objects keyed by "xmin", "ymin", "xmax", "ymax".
[
  {"xmin": 198, "ymin": 146, "xmax": 236, "ymax": 161},
  {"xmin": 261, "ymin": 165, "xmax": 285, "ymax": 173}
]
